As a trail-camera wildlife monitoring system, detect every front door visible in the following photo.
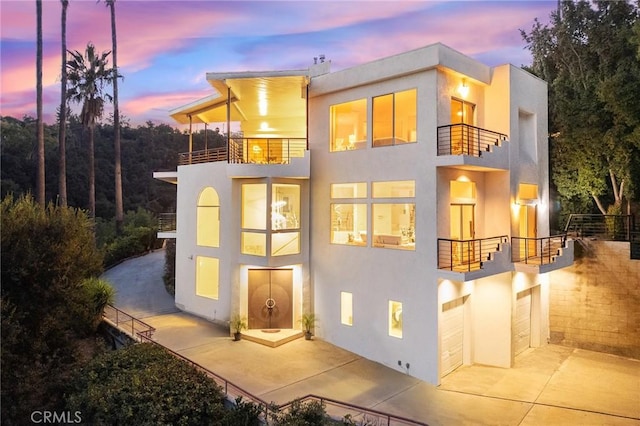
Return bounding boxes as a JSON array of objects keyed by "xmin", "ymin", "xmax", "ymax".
[
  {"xmin": 248, "ymin": 269, "xmax": 293, "ymax": 329},
  {"xmin": 450, "ymin": 204, "xmax": 475, "ymax": 265}
]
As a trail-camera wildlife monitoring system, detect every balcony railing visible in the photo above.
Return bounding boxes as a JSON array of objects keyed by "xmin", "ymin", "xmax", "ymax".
[
  {"xmin": 177, "ymin": 138, "xmax": 307, "ymax": 166},
  {"xmin": 229, "ymin": 137, "xmax": 307, "ymax": 164},
  {"xmin": 437, "ymin": 124, "xmax": 508, "ymax": 157},
  {"xmin": 178, "ymin": 147, "xmax": 227, "ymax": 165},
  {"xmin": 438, "ymin": 236, "xmax": 508, "ymax": 272},
  {"xmin": 158, "ymin": 213, "xmax": 176, "ymax": 232},
  {"xmin": 511, "ymin": 235, "xmax": 567, "ymax": 265},
  {"xmin": 564, "ymin": 214, "xmax": 634, "ymax": 241}
]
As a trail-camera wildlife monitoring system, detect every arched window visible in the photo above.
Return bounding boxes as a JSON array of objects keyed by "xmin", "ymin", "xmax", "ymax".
[{"xmin": 197, "ymin": 187, "xmax": 220, "ymax": 247}]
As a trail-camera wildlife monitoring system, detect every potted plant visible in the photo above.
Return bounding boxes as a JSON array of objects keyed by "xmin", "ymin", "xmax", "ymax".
[
  {"xmin": 300, "ymin": 312, "xmax": 317, "ymax": 340},
  {"xmin": 230, "ymin": 313, "xmax": 247, "ymax": 341}
]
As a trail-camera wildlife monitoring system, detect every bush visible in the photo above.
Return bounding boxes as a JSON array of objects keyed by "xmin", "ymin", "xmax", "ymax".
[
  {"xmin": 66, "ymin": 343, "xmax": 231, "ymax": 426},
  {"xmin": 269, "ymin": 399, "xmax": 330, "ymax": 425},
  {"xmin": 1, "ymin": 194, "xmax": 105, "ymax": 424}
]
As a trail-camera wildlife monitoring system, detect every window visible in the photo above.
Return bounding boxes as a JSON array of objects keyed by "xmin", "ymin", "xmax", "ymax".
[
  {"xmin": 271, "ymin": 183, "xmax": 300, "ymax": 256},
  {"xmin": 341, "ymin": 292, "xmax": 353, "ymax": 326},
  {"xmin": 373, "ymin": 89, "xmax": 417, "ymax": 147},
  {"xmin": 373, "ymin": 204, "xmax": 415, "ymax": 249},
  {"xmin": 331, "ymin": 204, "xmax": 367, "ymax": 246},
  {"xmin": 372, "ymin": 180, "xmax": 415, "ymax": 250},
  {"xmin": 241, "ymin": 183, "xmax": 267, "ymax": 256},
  {"xmin": 197, "ymin": 187, "xmax": 220, "ymax": 247},
  {"xmin": 331, "ymin": 182, "xmax": 367, "ymax": 199},
  {"xmin": 330, "ymin": 99, "xmax": 367, "ymax": 152},
  {"xmin": 196, "ymin": 256, "xmax": 219, "ymax": 299},
  {"xmin": 372, "ymin": 180, "xmax": 415, "ymax": 198},
  {"xmin": 451, "ymin": 98, "xmax": 474, "ymax": 125},
  {"xmin": 388, "ymin": 300, "xmax": 403, "ymax": 338}
]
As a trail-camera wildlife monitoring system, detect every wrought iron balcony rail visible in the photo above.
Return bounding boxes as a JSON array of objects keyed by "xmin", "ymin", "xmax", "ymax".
[
  {"xmin": 177, "ymin": 138, "xmax": 307, "ymax": 166},
  {"xmin": 564, "ymin": 214, "xmax": 634, "ymax": 241},
  {"xmin": 437, "ymin": 236, "xmax": 508, "ymax": 272},
  {"xmin": 158, "ymin": 213, "xmax": 176, "ymax": 232},
  {"xmin": 511, "ymin": 235, "xmax": 567, "ymax": 265},
  {"xmin": 437, "ymin": 124, "xmax": 508, "ymax": 157}
]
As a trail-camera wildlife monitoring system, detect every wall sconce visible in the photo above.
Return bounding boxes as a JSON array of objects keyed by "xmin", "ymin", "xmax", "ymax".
[{"xmin": 458, "ymin": 79, "xmax": 469, "ymax": 99}]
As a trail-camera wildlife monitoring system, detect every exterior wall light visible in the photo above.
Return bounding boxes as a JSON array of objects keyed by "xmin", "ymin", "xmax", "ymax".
[{"xmin": 458, "ymin": 79, "xmax": 470, "ymax": 99}]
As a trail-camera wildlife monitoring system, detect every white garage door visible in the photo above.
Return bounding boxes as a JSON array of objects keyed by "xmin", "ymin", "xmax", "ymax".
[
  {"xmin": 514, "ymin": 289, "xmax": 532, "ymax": 356},
  {"xmin": 441, "ymin": 297, "xmax": 465, "ymax": 376}
]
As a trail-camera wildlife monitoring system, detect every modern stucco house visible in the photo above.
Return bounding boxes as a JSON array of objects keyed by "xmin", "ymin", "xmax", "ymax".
[{"xmin": 154, "ymin": 43, "xmax": 574, "ymax": 385}]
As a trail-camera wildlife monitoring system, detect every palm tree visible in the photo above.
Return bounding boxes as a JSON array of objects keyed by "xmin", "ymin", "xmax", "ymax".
[
  {"xmin": 104, "ymin": 0, "xmax": 124, "ymax": 233},
  {"xmin": 66, "ymin": 43, "xmax": 114, "ymax": 219},
  {"xmin": 58, "ymin": 0, "xmax": 69, "ymax": 207},
  {"xmin": 36, "ymin": 0, "xmax": 45, "ymax": 205}
]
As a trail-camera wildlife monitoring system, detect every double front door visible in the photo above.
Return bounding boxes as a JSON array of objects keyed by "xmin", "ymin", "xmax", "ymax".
[{"xmin": 247, "ymin": 269, "xmax": 293, "ymax": 329}]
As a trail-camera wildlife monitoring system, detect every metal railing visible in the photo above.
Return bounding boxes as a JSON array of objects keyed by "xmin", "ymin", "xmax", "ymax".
[
  {"xmin": 158, "ymin": 213, "xmax": 176, "ymax": 232},
  {"xmin": 229, "ymin": 137, "xmax": 307, "ymax": 164},
  {"xmin": 102, "ymin": 304, "xmax": 156, "ymax": 342},
  {"xmin": 178, "ymin": 147, "xmax": 227, "ymax": 165},
  {"xmin": 437, "ymin": 236, "xmax": 508, "ymax": 272},
  {"xmin": 103, "ymin": 305, "xmax": 427, "ymax": 425},
  {"xmin": 511, "ymin": 235, "xmax": 567, "ymax": 265},
  {"xmin": 437, "ymin": 124, "xmax": 508, "ymax": 157},
  {"xmin": 564, "ymin": 214, "xmax": 634, "ymax": 241},
  {"xmin": 176, "ymin": 138, "xmax": 307, "ymax": 166}
]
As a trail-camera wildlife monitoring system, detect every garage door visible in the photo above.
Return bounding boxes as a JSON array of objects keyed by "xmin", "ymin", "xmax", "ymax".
[
  {"xmin": 441, "ymin": 297, "xmax": 465, "ymax": 376},
  {"xmin": 514, "ymin": 289, "xmax": 532, "ymax": 356}
]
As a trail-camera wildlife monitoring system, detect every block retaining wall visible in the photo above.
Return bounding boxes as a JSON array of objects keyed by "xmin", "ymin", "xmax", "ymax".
[{"xmin": 549, "ymin": 240, "xmax": 640, "ymax": 359}]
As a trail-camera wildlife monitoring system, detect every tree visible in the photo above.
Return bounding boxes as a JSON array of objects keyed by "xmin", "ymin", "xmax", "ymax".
[
  {"xmin": 36, "ymin": 0, "xmax": 45, "ymax": 205},
  {"xmin": 66, "ymin": 43, "xmax": 115, "ymax": 219},
  {"xmin": 58, "ymin": 0, "xmax": 69, "ymax": 206},
  {"xmin": 522, "ymin": 0, "xmax": 640, "ymax": 220},
  {"xmin": 1, "ymin": 194, "xmax": 106, "ymax": 424},
  {"xmin": 104, "ymin": 0, "xmax": 124, "ymax": 233}
]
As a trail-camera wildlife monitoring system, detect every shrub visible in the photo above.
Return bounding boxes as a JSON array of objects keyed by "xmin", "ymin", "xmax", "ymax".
[
  {"xmin": 66, "ymin": 343, "xmax": 230, "ymax": 426},
  {"xmin": 269, "ymin": 398, "xmax": 330, "ymax": 425},
  {"xmin": 163, "ymin": 239, "xmax": 176, "ymax": 296}
]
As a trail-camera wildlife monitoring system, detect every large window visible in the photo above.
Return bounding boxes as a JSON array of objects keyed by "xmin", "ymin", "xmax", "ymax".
[
  {"xmin": 330, "ymin": 99, "xmax": 367, "ymax": 152},
  {"xmin": 272, "ymin": 184, "xmax": 300, "ymax": 256},
  {"xmin": 373, "ymin": 89, "xmax": 417, "ymax": 147},
  {"xmin": 241, "ymin": 184, "xmax": 267, "ymax": 256},
  {"xmin": 197, "ymin": 187, "xmax": 220, "ymax": 247},
  {"xmin": 331, "ymin": 204, "xmax": 367, "ymax": 246},
  {"xmin": 196, "ymin": 256, "xmax": 219, "ymax": 299},
  {"xmin": 372, "ymin": 180, "xmax": 415, "ymax": 250},
  {"xmin": 241, "ymin": 182, "xmax": 301, "ymax": 257},
  {"xmin": 331, "ymin": 183, "xmax": 367, "ymax": 246}
]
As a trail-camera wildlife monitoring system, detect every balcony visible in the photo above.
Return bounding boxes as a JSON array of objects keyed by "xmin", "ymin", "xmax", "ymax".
[
  {"xmin": 436, "ymin": 124, "xmax": 509, "ymax": 170},
  {"xmin": 437, "ymin": 236, "xmax": 511, "ymax": 280},
  {"xmin": 157, "ymin": 213, "xmax": 176, "ymax": 238},
  {"xmin": 177, "ymin": 138, "xmax": 307, "ymax": 166},
  {"xmin": 511, "ymin": 235, "xmax": 573, "ymax": 273}
]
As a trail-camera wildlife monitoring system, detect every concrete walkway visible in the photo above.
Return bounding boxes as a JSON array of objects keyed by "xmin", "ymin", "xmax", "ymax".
[{"xmin": 103, "ymin": 251, "xmax": 640, "ymax": 425}]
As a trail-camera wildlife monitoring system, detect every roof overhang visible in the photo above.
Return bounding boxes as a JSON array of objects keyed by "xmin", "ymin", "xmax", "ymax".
[{"xmin": 169, "ymin": 70, "xmax": 310, "ymax": 128}]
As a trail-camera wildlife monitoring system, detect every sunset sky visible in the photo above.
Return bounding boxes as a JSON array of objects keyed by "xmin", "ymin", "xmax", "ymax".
[{"xmin": 1, "ymin": 0, "xmax": 556, "ymax": 127}]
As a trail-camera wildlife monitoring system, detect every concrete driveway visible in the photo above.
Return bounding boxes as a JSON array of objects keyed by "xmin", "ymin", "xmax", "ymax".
[{"xmin": 103, "ymin": 251, "xmax": 640, "ymax": 425}]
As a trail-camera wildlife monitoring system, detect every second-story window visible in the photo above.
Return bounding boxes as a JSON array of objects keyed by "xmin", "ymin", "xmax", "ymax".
[
  {"xmin": 330, "ymin": 98, "xmax": 367, "ymax": 152},
  {"xmin": 373, "ymin": 89, "xmax": 417, "ymax": 147},
  {"xmin": 197, "ymin": 187, "xmax": 220, "ymax": 248}
]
